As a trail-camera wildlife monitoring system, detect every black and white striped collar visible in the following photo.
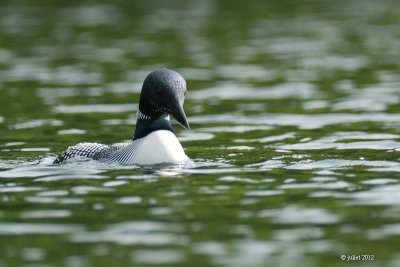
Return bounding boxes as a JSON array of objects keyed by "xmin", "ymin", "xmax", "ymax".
[
  {"xmin": 136, "ymin": 109, "xmax": 170, "ymax": 121},
  {"xmin": 136, "ymin": 109, "xmax": 152, "ymax": 120},
  {"xmin": 133, "ymin": 110, "xmax": 173, "ymax": 140}
]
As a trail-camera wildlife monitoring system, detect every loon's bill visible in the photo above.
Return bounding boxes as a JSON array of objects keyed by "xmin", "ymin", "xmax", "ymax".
[{"xmin": 54, "ymin": 69, "xmax": 190, "ymax": 165}]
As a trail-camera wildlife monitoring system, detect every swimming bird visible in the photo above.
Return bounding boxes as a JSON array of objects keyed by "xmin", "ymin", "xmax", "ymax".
[{"xmin": 54, "ymin": 69, "xmax": 190, "ymax": 165}]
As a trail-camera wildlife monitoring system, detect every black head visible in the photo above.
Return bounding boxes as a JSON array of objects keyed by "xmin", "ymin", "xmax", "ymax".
[{"xmin": 139, "ymin": 69, "xmax": 189, "ymax": 129}]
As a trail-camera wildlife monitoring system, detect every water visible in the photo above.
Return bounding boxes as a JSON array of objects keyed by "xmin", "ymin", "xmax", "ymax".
[{"xmin": 1, "ymin": 0, "xmax": 400, "ymax": 266}]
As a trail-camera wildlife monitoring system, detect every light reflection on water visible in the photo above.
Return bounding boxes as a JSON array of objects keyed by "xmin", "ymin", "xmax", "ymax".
[{"xmin": 1, "ymin": 0, "xmax": 400, "ymax": 266}]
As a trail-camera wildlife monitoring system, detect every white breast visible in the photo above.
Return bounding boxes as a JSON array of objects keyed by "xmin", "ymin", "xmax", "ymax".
[
  {"xmin": 134, "ymin": 130, "xmax": 188, "ymax": 165},
  {"xmin": 107, "ymin": 130, "xmax": 188, "ymax": 165}
]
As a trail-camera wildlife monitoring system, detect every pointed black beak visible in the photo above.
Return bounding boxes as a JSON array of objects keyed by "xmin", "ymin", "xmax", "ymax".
[{"xmin": 171, "ymin": 103, "xmax": 190, "ymax": 129}]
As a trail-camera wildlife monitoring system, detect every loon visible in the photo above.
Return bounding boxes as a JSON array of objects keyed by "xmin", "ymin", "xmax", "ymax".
[{"xmin": 54, "ymin": 69, "xmax": 190, "ymax": 165}]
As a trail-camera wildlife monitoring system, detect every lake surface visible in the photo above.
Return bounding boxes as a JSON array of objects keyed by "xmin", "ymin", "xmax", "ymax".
[{"xmin": 1, "ymin": 0, "xmax": 400, "ymax": 266}]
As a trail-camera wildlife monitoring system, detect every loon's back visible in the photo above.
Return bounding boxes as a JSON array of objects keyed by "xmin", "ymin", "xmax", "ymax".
[
  {"xmin": 54, "ymin": 130, "xmax": 188, "ymax": 165},
  {"xmin": 53, "ymin": 142, "xmax": 127, "ymax": 164}
]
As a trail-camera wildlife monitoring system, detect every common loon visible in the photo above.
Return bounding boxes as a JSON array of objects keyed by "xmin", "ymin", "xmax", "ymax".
[{"xmin": 54, "ymin": 69, "xmax": 190, "ymax": 165}]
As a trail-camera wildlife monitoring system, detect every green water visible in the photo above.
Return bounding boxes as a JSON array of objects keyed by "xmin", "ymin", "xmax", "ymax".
[{"xmin": 1, "ymin": 0, "xmax": 400, "ymax": 266}]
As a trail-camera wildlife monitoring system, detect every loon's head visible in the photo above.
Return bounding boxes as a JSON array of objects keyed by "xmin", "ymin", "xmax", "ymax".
[{"xmin": 139, "ymin": 69, "xmax": 189, "ymax": 129}]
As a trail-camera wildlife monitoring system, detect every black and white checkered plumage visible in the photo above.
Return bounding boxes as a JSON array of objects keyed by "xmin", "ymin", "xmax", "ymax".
[
  {"xmin": 53, "ymin": 69, "xmax": 190, "ymax": 165},
  {"xmin": 53, "ymin": 142, "xmax": 130, "ymax": 164}
]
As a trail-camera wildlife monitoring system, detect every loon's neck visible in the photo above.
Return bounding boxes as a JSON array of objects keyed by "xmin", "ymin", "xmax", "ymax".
[{"xmin": 133, "ymin": 110, "xmax": 175, "ymax": 140}]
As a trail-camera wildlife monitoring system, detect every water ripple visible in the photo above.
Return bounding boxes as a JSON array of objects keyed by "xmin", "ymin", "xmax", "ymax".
[
  {"xmin": 281, "ymin": 140, "xmax": 400, "ymax": 151},
  {"xmin": 198, "ymin": 125, "xmax": 273, "ymax": 133},
  {"xmin": 0, "ymin": 186, "xmax": 42, "ymax": 193},
  {"xmin": 278, "ymin": 180, "xmax": 350, "ymax": 190},
  {"xmin": 72, "ymin": 221, "xmax": 187, "ymax": 246},
  {"xmin": 238, "ymin": 132, "xmax": 296, "ymax": 143},
  {"xmin": 0, "ymin": 223, "xmax": 84, "ymax": 235},
  {"xmin": 0, "ymin": 166, "xmax": 104, "ymax": 179},
  {"xmin": 54, "ymin": 104, "xmax": 136, "ymax": 114},
  {"xmin": 258, "ymin": 206, "xmax": 340, "ymax": 224},
  {"xmin": 191, "ymin": 113, "xmax": 400, "ymax": 129},
  {"xmin": 132, "ymin": 249, "xmax": 185, "ymax": 265},
  {"xmin": 57, "ymin": 128, "xmax": 87, "ymax": 135},
  {"xmin": 11, "ymin": 119, "xmax": 63, "ymax": 129},
  {"xmin": 216, "ymin": 64, "xmax": 277, "ymax": 81},
  {"xmin": 190, "ymin": 82, "xmax": 316, "ymax": 100},
  {"xmin": 287, "ymin": 159, "xmax": 399, "ymax": 170},
  {"xmin": 21, "ymin": 210, "xmax": 72, "ymax": 219},
  {"xmin": 346, "ymin": 184, "xmax": 400, "ymax": 206},
  {"xmin": 333, "ymin": 84, "xmax": 400, "ymax": 112}
]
